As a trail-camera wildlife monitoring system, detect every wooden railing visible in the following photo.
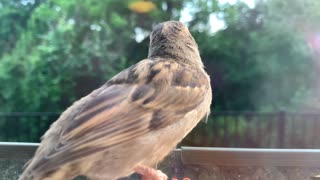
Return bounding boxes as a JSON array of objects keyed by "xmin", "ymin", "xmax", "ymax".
[
  {"xmin": 185, "ymin": 111, "xmax": 320, "ymax": 148},
  {"xmin": 1, "ymin": 111, "xmax": 320, "ymax": 148}
]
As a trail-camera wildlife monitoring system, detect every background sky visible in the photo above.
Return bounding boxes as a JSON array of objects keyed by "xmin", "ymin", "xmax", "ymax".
[
  {"xmin": 220, "ymin": 0, "xmax": 255, "ymax": 8},
  {"xmin": 181, "ymin": 0, "xmax": 256, "ymax": 32}
]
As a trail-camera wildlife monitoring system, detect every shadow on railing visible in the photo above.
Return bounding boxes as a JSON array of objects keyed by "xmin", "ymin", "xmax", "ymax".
[{"xmin": 1, "ymin": 142, "xmax": 320, "ymax": 180}]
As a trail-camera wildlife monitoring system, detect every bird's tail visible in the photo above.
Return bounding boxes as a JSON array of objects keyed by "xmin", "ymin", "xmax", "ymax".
[
  {"xmin": 19, "ymin": 159, "xmax": 37, "ymax": 180},
  {"xmin": 19, "ymin": 170, "xmax": 34, "ymax": 180}
]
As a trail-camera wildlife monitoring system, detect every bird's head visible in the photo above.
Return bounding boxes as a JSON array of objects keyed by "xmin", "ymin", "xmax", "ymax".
[{"xmin": 148, "ymin": 21, "xmax": 203, "ymax": 67}]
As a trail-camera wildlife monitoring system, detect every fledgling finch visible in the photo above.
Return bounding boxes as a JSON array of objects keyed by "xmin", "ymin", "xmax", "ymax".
[{"xmin": 19, "ymin": 21, "xmax": 212, "ymax": 180}]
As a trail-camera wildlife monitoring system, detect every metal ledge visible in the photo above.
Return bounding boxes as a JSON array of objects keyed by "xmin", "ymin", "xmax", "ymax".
[
  {"xmin": 181, "ymin": 146, "xmax": 320, "ymax": 167},
  {"xmin": 0, "ymin": 142, "xmax": 39, "ymax": 159},
  {"xmin": 1, "ymin": 143, "xmax": 320, "ymax": 167}
]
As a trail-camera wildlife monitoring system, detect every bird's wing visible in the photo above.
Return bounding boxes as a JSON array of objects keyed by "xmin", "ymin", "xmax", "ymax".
[{"xmin": 34, "ymin": 59, "xmax": 210, "ymax": 172}]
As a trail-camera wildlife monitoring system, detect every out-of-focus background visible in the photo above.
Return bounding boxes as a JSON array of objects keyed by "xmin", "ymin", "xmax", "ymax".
[{"xmin": 0, "ymin": 0, "xmax": 320, "ymax": 148}]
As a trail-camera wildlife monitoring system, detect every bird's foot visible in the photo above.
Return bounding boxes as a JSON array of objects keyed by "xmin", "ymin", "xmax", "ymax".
[{"xmin": 134, "ymin": 165, "xmax": 167, "ymax": 180}]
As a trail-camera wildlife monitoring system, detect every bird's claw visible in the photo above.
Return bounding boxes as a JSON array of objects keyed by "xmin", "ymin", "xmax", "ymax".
[
  {"xmin": 134, "ymin": 165, "xmax": 167, "ymax": 180},
  {"xmin": 171, "ymin": 177, "xmax": 191, "ymax": 180}
]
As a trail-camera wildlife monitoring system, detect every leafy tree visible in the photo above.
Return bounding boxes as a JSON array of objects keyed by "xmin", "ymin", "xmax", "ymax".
[
  {"xmin": 0, "ymin": 0, "xmax": 197, "ymax": 113},
  {"xmin": 0, "ymin": 0, "xmax": 44, "ymax": 57},
  {"xmin": 0, "ymin": 0, "xmax": 319, "ymax": 144},
  {"xmin": 194, "ymin": 2, "xmax": 315, "ymax": 111},
  {"xmin": 0, "ymin": 0, "xmax": 318, "ymax": 112}
]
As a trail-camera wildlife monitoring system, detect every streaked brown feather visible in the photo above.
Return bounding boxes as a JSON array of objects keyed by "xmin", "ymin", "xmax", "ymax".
[{"xmin": 30, "ymin": 59, "xmax": 209, "ymax": 174}]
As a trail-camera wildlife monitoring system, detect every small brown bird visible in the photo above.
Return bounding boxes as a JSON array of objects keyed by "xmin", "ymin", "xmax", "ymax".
[{"xmin": 19, "ymin": 21, "xmax": 212, "ymax": 180}]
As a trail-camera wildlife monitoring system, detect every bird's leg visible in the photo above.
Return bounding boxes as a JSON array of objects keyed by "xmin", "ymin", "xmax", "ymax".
[{"xmin": 134, "ymin": 165, "xmax": 168, "ymax": 180}]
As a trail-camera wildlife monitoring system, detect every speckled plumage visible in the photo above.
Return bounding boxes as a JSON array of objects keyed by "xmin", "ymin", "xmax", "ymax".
[{"xmin": 19, "ymin": 21, "xmax": 212, "ymax": 180}]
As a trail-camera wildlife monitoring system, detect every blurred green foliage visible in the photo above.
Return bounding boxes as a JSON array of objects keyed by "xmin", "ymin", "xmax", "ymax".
[
  {"xmin": 0, "ymin": 0, "xmax": 318, "ymax": 113},
  {"xmin": 0, "ymin": 0, "xmax": 320, "ymax": 145}
]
